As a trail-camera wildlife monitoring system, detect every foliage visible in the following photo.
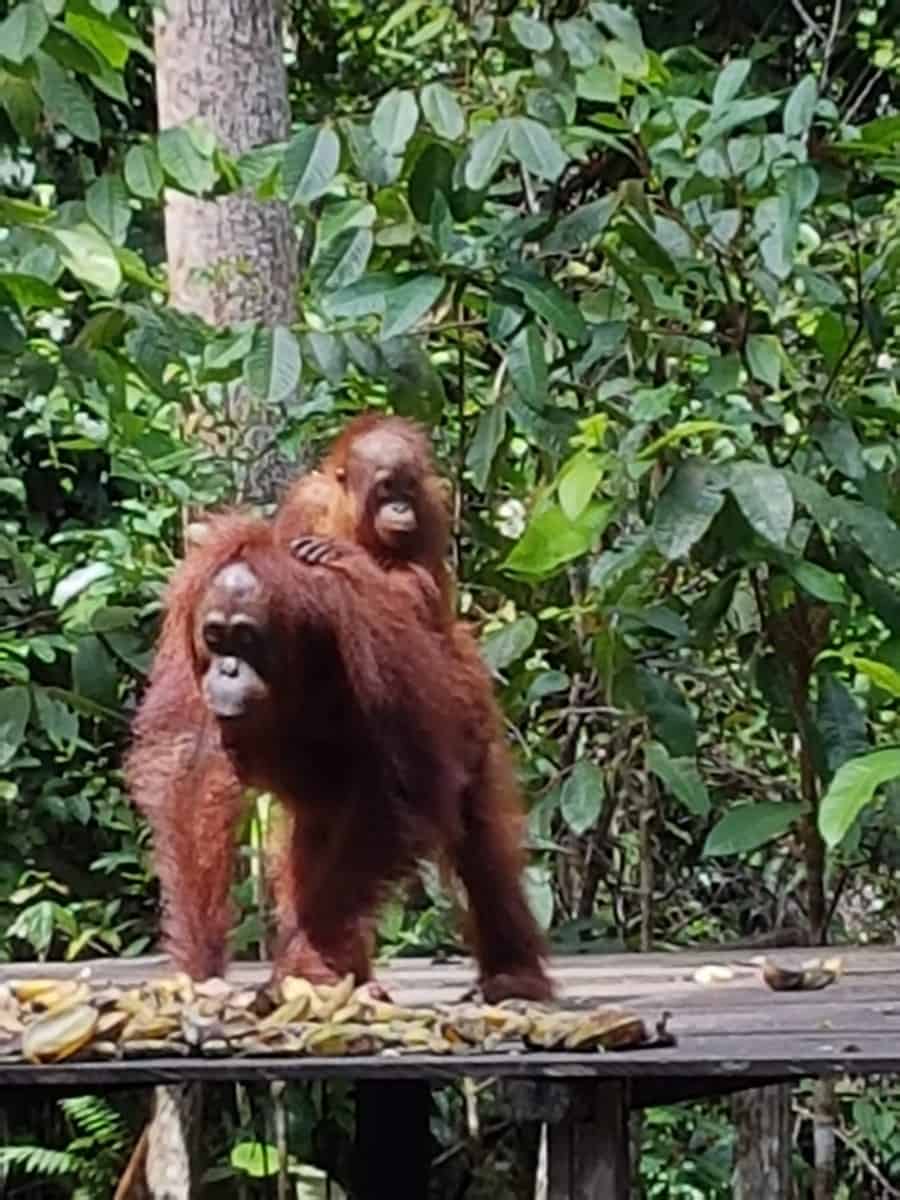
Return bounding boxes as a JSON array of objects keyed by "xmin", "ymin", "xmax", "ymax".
[
  {"xmin": 0, "ymin": 1094, "xmax": 130, "ymax": 1199},
  {"xmin": 1, "ymin": 0, "xmax": 900, "ymax": 1191}
]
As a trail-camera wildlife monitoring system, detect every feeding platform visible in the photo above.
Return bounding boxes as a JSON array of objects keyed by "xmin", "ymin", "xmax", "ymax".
[{"xmin": 1, "ymin": 946, "xmax": 897, "ymax": 1197}]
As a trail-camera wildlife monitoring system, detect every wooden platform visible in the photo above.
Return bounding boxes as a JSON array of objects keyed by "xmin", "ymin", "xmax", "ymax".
[{"xmin": 1, "ymin": 945, "xmax": 898, "ymax": 1107}]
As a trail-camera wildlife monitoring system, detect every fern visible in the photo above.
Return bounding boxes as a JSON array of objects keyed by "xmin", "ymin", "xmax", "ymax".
[
  {"xmin": 0, "ymin": 1145, "xmax": 77, "ymax": 1178},
  {"xmin": 0, "ymin": 1094, "xmax": 130, "ymax": 1196},
  {"xmin": 60, "ymin": 1094, "xmax": 127, "ymax": 1145}
]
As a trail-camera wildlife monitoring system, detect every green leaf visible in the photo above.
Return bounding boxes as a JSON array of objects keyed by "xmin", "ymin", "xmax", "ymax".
[
  {"xmin": 544, "ymin": 195, "xmax": 618, "ymax": 252},
  {"xmin": 558, "ymin": 451, "xmax": 604, "ymax": 522},
  {"xmin": 844, "ymin": 657, "xmax": 900, "ymax": 697},
  {"xmin": 590, "ymin": 2, "xmax": 644, "ymax": 51},
  {"xmin": 783, "ymin": 75, "xmax": 818, "ymax": 139},
  {"xmin": 52, "ymin": 224, "xmax": 122, "ymax": 294},
  {"xmin": 845, "ymin": 565, "xmax": 900, "ymax": 633},
  {"xmin": 508, "ymin": 117, "xmax": 568, "ymax": 181},
  {"xmin": 371, "ymin": 89, "xmax": 419, "ymax": 156},
  {"xmin": 124, "ymin": 144, "xmax": 163, "ymax": 199},
  {"xmin": 633, "ymin": 668, "xmax": 696, "ymax": 756},
  {"xmin": 502, "ymin": 500, "xmax": 613, "ymax": 579},
  {"xmin": 344, "ymin": 121, "xmax": 402, "ymax": 187},
  {"xmin": 727, "ymin": 462, "xmax": 793, "ymax": 548},
  {"xmin": 837, "ymin": 501, "xmax": 900, "ymax": 575},
  {"xmin": 814, "ymin": 671, "xmax": 869, "ymax": 784},
  {"xmin": 560, "ymin": 761, "xmax": 606, "ymax": 836},
  {"xmin": 34, "ymin": 688, "xmax": 78, "ymax": 751},
  {"xmin": 815, "ymin": 311, "xmax": 849, "ymax": 373},
  {"xmin": 820, "ymin": 749, "xmax": 900, "ymax": 849},
  {"xmin": 0, "ymin": 272, "xmax": 62, "ymax": 312},
  {"xmin": 556, "ymin": 17, "xmax": 603, "ymax": 67},
  {"xmin": 524, "ymin": 863, "xmax": 554, "ymax": 930},
  {"xmin": 35, "ymin": 52, "xmax": 99, "ymax": 142},
  {"xmin": 507, "ymin": 324, "xmax": 547, "ymax": 410},
  {"xmin": 51, "ymin": 562, "xmax": 113, "ymax": 608},
  {"xmin": 243, "ymin": 325, "xmax": 302, "ymax": 405},
  {"xmin": 505, "ymin": 272, "xmax": 587, "ymax": 342},
  {"xmin": 380, "ymin": 274, "xmax": 443, "ymax": 339},
  {"xmin": 701, "ymin": 97, "xmax": 780, "ymax": 143},
  {"xmin": 0, "ymin": 686, "xmax": 31, "ymax": 769},
  {"xmin": 712, "ymin": 59, "xmax": 751, "ymax": 110},
  {"xmin": 754, "ymin": 196, "xmax": 795, "ymax": 281},
  {"xmin": 576, "ymin": 64, "xmax": 621, "ymax": 103},
  {"xmin": 815, "ymin": 418, "xmax": 865, "ymax": 480},
  {"xmin": 746, "ymin": 333, "xmax": 781, "ymax": 388},
  {"xmin": 420, "ymin": 81, "xmax": 465, "ymax": 140},
  {"xmin": 0, "ymin": 2, "xmax": 48, "ymax": 63},
  {"xmin": 86, "ymin": 174, "xmax": 131, "ymax": 245},
  {"xmin": 303, "ymin": 331, "xmax": 346, "ymax": 384},
  {"xmin": 703, "ymin": 802, "xmax": 803, "ymax": 857},
  {"xmin": 509, "ymin": 11, "xmax": 553, "ymax": 51},
  {"xmin": 314, "ymin": 228, "xmax": 373, "ymax": 292},
  {"xmin": 692, "ymin": 573, "xmax": 738, "ymax": 642},
  {"xmin": 231, "ymin": 1142, "xmax": 279, "ymax": 1179},
  {"xmin": 381, "ymin": 336, "xmax": 446, "ymax": 420},
  {"xmin": 652, "ymin": 460, "xmax": 727, "ymax": 560},
  {"xmin": 466, "ymin": 406, "xmax": 507, "ymax": 490},
  {"xmin": 0, "ymin": 71, "xmax": 41, "ymax": 138},
  {"xmin": 64, "ymin": 8, "xmax": 128, "ymax": 68},
  {"xmin": 787, "ymin": 561, "xmax": 846, "ymax": 605},
  {"xmin": 645, "ymin": 742, "xmax": 710, "ymax": 818},
  {"xmin": 603, "ymin": 37, "xmax": 647, "ymax": 79},
  {"xmin": 481, "ymin": 615, "xmax": 538, "ymax": 674},
  {"xmin": 72, "ymin": 635, "xmax": 118, "ymax": 708},
  {"xmin": 408, "ymin": 142, "xmax": 454, "ymax": 224},
  {"xmin": 527, "ymin": 670, "xmax": 569, "ymax": 703},
  {"xmin": 465, "ymin": 121, "xmax": 509, "ymax": 190},
  {"xmin": 158, "ymin": 127, "xmax": 217, "ymax": 194},
  {"xmin": 707, "ymin": 208, "xmax": 741, "ymax": 249},
  {"xmin": 283, "ymin": 125, "xmax": 340, "ymax": 205}
]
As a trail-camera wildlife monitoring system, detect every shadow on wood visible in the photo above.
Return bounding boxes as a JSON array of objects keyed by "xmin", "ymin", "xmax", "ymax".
[{"xmin": 353, "ymin": 1080, "xmax": 431, "ymax": 1200}]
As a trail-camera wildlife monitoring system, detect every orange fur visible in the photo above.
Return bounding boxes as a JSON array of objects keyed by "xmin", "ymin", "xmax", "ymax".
[{"xmin": 126, "ymin": 515, "xmax": 552, "ymax": 1002}]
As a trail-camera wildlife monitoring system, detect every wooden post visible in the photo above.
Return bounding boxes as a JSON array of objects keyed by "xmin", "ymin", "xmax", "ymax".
[
  {"xmin": 547, "ymin": 1081, "xmax": 630, "ymax": 1200},
  {"xmin": 353, "ymin": 1080, "xmax": 431, "ymax": 1199},
  {"xmin": 732, "ymin": 1084, "xmax": 792, "ymax": 1200}
]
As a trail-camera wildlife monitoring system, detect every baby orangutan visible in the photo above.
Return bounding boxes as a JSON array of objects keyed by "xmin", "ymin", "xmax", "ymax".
[
  {"xmin": 127, "ymin": 515, "xmax": 553, "ymax": 1003},
  {"xmin": 273, "ymin": 412, "xmax": 454, "ymax": 626}
]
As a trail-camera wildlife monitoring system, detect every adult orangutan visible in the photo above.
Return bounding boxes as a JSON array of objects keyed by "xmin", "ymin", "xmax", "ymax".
[
  {"xmin": 126, "ymin": 515, "xmax": 553, "ymax": 1003},
  {"xmin": 272, "ymin": 412, "xmax": 455, "ymax": 625}
]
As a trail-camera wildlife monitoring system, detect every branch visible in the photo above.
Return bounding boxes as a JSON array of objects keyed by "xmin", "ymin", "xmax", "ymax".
[
  {"xmin": 820, "ymin": 0, "xmax": 843, "ymax": 86},
  {"xmin": 795, "ymin": 1104, "xmax": 900, "ymax": 1198},
  {"xmin": 789, "ymin": 0, "xmax": 825, "ymax": 38}
]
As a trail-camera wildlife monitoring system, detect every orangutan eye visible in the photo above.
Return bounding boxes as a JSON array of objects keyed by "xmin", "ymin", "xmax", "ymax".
[{"xmin": 202, "ymin": 620, "xmax": 227, "ymax": 653}]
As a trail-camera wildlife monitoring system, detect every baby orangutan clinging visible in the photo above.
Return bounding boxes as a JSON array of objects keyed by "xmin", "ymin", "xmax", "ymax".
[
  {"xmin": 273, "ymin": 412, "xmax": 455, "ymax": 625},
  {"xmin": 126, "ymin": 516, "xmax": 553, "ymax": 1003}
]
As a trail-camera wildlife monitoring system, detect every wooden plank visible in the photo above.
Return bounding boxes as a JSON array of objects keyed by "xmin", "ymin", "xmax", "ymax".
[
  {"xmin": 2, "ymin": 947, "xmax": 900, "ymax": 1098},
  {"xmin": 353, "ymin": 1080, "xmax": 430, "ymax": 1199},
  {"xmin": 547, "ymin": 1081, "xmax": 630, "ymax": 1199}
]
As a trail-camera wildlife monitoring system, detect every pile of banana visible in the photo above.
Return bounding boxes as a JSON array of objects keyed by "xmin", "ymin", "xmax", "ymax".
[{"xmin": 0, "ymin": 973, "xmax": 664, "ymax": 1065}]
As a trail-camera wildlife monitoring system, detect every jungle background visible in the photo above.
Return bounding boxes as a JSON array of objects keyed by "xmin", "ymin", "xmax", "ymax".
[{"xmin": 0, "ymin": 0, "xmax": 899, "ymax": 1194}]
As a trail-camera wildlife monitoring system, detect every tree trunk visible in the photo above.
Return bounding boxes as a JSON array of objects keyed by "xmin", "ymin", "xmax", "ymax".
[
  {"xmin": 813, "ymin": 1078, "xmax": 836, "ymax": 1200},
  {"xmin": 732, "ymin": 1085, "xmax": 792, "ymax": 1200},
  {"xmin": 155, "ymin": 0, "xmax": 299, "ymax": 505},
  {"xmin": 116, "ymin": 4, "xmax": 297, "ymax": 1197}
]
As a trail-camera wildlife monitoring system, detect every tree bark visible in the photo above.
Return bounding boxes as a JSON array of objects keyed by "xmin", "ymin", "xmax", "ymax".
[
  {"xmin": 813, "ymin": 1078, "xmax": 836, "ymax": 1200},
  {"xmin": 118, "ymin": 4, "xmax": 297, "ymax": 1197},
  {"xmin": 732, "ymin": 1084, "xmax": 792, "ymax": 1200},
  {"xmin": 155, "ymin": 0, "xmax": 299, "ymax": 504}
]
